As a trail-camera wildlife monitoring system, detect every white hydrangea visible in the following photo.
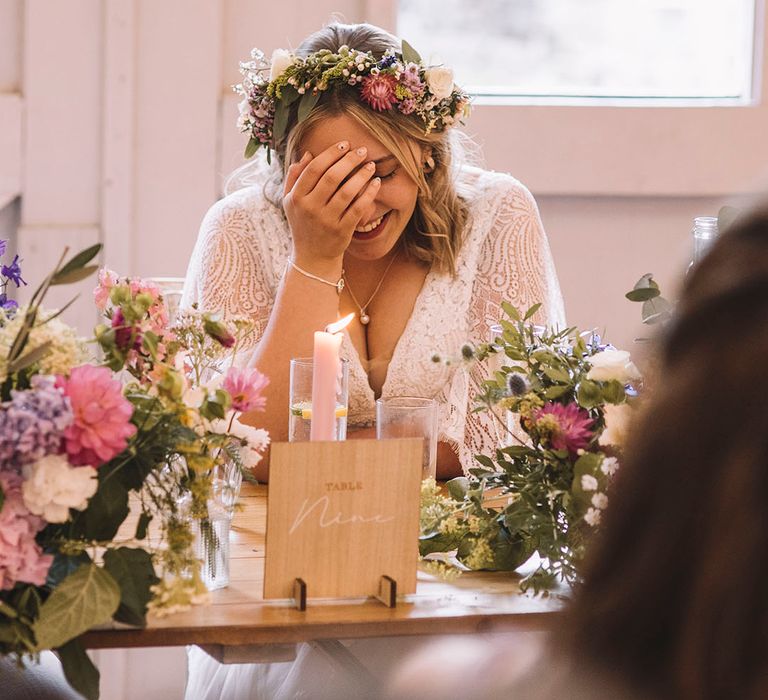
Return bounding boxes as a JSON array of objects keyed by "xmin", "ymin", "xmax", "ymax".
[
  {"xmin": 581, "ymin": 474, "xmax": 598, "ymax": 492},
  {"xmin": 212, "ymin": 412, "xmax": 270, "ymax": 470},
  {"xmin": 0, "ymin": 307, "xmax": 89, "ymax": 383},
  {"xmin": 600, "ymin": 456, "xmax": 620, "ymax": 476},
  {"xmin": 591, "ymin": 492, "xmax": 609, "ymax": 510},
  {"xmin": 584, "ymin": 507, "xmax": 602, "ymax": 527},
  {"xmin": 22, "ymin": 454, "xmax": 98, "ymax": 523}
]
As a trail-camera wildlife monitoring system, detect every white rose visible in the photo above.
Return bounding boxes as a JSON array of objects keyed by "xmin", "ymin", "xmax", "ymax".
[
  {"xmin": 270, "ymin": 49, "xmax": 294, "ymax": 81},
  {"xmin": 22, "ymin": 455, "xmax": 98, "ymax": 523},
  {"xmin": 599, "ymin": 403, "xmax": 633, "ymax": 448},
  {"xmin": 424, "ymin": 66, "xmax": 454, "ymax": 100},
  {"xmin": 586, "ymin": 349, "xmax": 641, "ymax": 384}
]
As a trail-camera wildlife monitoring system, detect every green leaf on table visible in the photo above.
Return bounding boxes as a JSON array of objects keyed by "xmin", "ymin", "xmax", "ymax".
[
  {"xmin": 50, "ymin": 265, "xmax": 99, "ymax": 286},
  {"xmin": 625, "ymin": 273, "xmax": 660, "ymax": 302},
  {"xmin": 103, "ymin": 548, "xmax": 159, "ymax": 627},
  {"xmin": 401, "ymin": 39, "xmax": 422, "ymax": 66},
  {"xmin": 52, "ymin": 243, "xmax": 102, "ymax": 282},
  {"xmin": 34, "ymin": 564, "xmax": 120, "ymax": 650},
  {"xmin": 56, "ymin": 637, "xmax": 101, "ymax": 700}
]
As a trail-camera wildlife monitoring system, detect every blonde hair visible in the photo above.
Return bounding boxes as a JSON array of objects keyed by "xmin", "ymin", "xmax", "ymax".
[{"xmin": 227, "ymin": 22, "xmax": 472, "ymax": 275}]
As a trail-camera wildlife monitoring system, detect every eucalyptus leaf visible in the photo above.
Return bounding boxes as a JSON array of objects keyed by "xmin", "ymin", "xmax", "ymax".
[
  {"xmin": 501, "ymin": 301, "xmax": 520, "ymax": 321},
  {"xmin": 543, "ymin": 384, "xmax": 569, "ymax": 399},
  {"xmin": 523, "ymin": 303, "xmax": 542, "ymax": 321},
  {"xmin": 625, "ymin": 287, "xmax": 661, "ymax": 302},
  {"xmin": 447, "ymin": 476, "xmax": 469, "ymax": 502},
  {"xmin": 273, "ymin": 99, "xmax": 290, "ymax": 143},
  {"xmin": 56, "ymin": 637, "xmax": 101, "ymax": 700},
  {"xmin": 576, "ymin": 379, "xmax": 602, "ymax": 409},
  {"xmin": 281, "ymin": 84, "xmax": 301, "ymax": 106},
  {"xmin": 474, "ymin": 454, "xmax": 495, "ymax": 469},
  {"xmin": 542, "ymin": 366, "xmax": 570, "ymax": 383},
  {"xmin": 297, "ymin": 90, "xmax": 321, "ymax": 124},
  {"xmin": 401, "ymin": 39, "xmax": 422, "ymax": 65},
  {"xmin": 34, "ymin": 564, "xmax": 120, "ymax": 650}
]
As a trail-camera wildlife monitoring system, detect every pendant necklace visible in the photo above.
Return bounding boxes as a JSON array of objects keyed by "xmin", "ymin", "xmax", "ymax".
[{"xmin": 343, "ymin": 250, "xmax": 399, "ymax": 325}]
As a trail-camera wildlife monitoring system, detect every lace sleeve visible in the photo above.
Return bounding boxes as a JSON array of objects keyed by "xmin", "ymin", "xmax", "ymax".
[
  {"xmin": 181, "ymin": 189, "xmax": 283, "ymax": 351},
  {"xmin": 456, "ymin": 176, "xmax": 566, "ymax": 472}
]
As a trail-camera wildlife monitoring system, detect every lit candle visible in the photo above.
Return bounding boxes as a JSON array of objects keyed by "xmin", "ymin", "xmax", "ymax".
[{"xmin": 310, "ymin": 314, "xmax": 354, "ymax": 441}]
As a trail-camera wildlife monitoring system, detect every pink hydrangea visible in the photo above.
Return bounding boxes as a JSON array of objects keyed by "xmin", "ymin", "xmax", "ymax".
[
  {"xmin": 360, "ymin": 74, "xmax": 399, "ymax": 111},
  {"xmin": 0, "ymin": 471, "xmax": 53, "ymax": 590},
  {"xmin": 58, "ymin": 365, "xmax": 136, "ymax": 467},
  {"xmin": 534, "ymin": 402, "xmax": 594, "ymax": 455},
  {"xmin": 94, "ymin": 268, "xmax": 120, "ymax": 310},
  {"xmin": 223, "ymin": 367, "xmax": 269, "ymax": 413}
]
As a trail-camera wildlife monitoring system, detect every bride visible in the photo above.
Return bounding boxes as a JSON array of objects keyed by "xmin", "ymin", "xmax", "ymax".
[{"xmin": 182, "ymin": 20, "xmax": 564, "ymax": 698}]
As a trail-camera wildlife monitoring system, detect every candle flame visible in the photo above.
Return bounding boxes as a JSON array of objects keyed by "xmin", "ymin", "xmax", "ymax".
[{"xmin": 326, "ymin": 313, "xmax": 355, "ymax": 334}]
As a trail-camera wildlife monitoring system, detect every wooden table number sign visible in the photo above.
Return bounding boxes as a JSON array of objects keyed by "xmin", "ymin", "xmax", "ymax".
[{"xmin": 264, "ymin": 438, "xmax": 423, "ymax": 608}]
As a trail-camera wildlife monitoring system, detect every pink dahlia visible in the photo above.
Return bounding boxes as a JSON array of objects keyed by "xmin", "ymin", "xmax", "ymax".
[
  {"xmin": 534, "ymin": 402, "xmax": 594, "ymax": 455},
  {"xmin": 58, "ymin": 365, "xmax": 137, "ymax": 466},
  {"xmin": 223, "ymin": 366, "xmax": 269, "ymax": 413},
  {"xmin": 360, "ymin": 74, "xmax": 399, "ymax": 111},
  {"xmin": 0, "ymin": 471, "xmax": 52, "ymax": 590}
]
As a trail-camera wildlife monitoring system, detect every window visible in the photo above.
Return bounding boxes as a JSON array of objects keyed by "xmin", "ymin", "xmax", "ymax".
[{"xmin": 397, "ymin": 0, "xmax": 757, "ymax": 102}]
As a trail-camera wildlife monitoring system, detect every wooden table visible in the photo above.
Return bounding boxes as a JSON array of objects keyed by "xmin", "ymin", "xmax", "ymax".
[{"xmin": 82, "ymin": 483, "xmax": 561, "ymax": 664}]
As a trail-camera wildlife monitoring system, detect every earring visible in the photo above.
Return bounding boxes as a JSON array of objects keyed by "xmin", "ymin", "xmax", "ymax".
[{"xmin": 424, "ymin": 156, "xmax": 435, "ymax": 173}]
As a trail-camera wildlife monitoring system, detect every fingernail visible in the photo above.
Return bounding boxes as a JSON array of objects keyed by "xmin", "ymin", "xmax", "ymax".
[
  {"xmin": 338, "ymin": 141, "xmax": 349, "ymax": 151},
  {"xmin": 356, "ymin": 146, "xmax": 367, "ymax": 157},
  {"xmin": 301, "ymin": 151, "xmax": 312, "ymax": 162},
  {"xmin": 371, "ymin": 177, "xmax": 381, "ymax": 186},
  {"xmin": 364, "ymin": 161, "xmax": 375, "ymax": 170}
]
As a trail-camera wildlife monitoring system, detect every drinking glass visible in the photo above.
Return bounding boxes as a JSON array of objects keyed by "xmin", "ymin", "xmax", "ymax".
[
  {"xmin": 376, "ymin": 396, "xmax": 438, "ymax": 479},
  {"xmin": 288, "ymin": 358, "xmax": 349, "ymax": 441}
]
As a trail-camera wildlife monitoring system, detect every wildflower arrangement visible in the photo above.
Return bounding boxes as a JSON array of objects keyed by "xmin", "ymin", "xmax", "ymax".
[
  {"xmin": 235, "ymin": 40, "xmax": 471, "ymax": 160},
  {"xmin": 420, "ymin": 303, "xmax": 640, "ymax": 594},
  {"xmin": 0, "ymin": 249, "xmax": 269, "ymax": 699}
]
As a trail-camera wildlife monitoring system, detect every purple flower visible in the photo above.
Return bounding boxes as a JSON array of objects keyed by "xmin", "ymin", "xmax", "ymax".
[
  {"xmin": 1, "ymin": 255, "xmax": 27, "ymax": 287},
  {"xmin": 378, "ymin": 53, "xmax": 398, "ymax": 69},
  {"xmin": 0, "ymin": 293, "xmax": 17, "ymax": 312},
  {"xmin": 534, "ymin": 402, "xmax": 594, "ymax": 455},
  {"xmin": 0, "ymin": 239, "xmax": 7, "ymax": 258},
  {"xmin": 0, "ymin": 376, "xmax": 73, "ymax": 470}
]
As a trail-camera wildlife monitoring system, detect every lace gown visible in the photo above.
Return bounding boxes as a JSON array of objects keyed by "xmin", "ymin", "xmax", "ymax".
[{"xmin": 181, "ymin": 164, "xmax": 565, "ymax": 472}]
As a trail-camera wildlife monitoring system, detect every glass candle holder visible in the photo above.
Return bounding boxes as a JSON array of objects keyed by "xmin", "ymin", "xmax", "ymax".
[
  {"xmin": 376, "ymin": 396, "xmax": 438, "ymax": 480},
  {"xmin": 288, "ymin": 357, "xmax": 349, "ymax": 442}
]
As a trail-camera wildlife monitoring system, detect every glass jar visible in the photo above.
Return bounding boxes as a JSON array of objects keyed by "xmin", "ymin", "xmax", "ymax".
[{"xmin": 687, "ymin": 216, "xmax": 719, "ymax": 273}]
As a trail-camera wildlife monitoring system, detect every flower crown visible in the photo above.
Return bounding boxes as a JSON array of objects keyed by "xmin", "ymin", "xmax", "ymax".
[{"xmin": 234, "ymin": 40, "xmax": 471, "ymax": 161}]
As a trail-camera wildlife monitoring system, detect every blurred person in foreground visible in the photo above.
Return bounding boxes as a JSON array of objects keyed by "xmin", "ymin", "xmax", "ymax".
[{"xmin": 390, "ymin": 201, "xmax": 768, "ymax": 699}]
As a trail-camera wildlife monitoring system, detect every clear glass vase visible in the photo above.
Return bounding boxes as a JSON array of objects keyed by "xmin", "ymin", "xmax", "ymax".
[{"xmin": 193, "ymin": 459, "xmax": 242, "ymax": 591}]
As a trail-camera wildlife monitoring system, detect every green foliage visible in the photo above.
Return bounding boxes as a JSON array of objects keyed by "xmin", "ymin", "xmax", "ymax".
[
  {"xmin": 420, "ymin": 303, "xmax": 635, "ymax": 594},
  {"xmin": 57, "ymin": 638, "xmax": 101, "ymax": 700},
  {"xmin": 103, "ymin": 548, "xmax": 159, "ymax": 627},
  {"xmin": 34, "ymin": 564, "xmax": 120, "ymax": 650}
]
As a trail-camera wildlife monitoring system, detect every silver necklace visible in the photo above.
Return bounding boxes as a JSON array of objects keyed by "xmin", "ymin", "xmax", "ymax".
[{"xmin": 343, "ymin": 250, "xmax": 399, "ymax": 325}]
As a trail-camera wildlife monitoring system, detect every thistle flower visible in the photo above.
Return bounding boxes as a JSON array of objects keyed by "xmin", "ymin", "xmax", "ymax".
[{"xmin": 506, "ymin": 372, "xmax": 530, "ymax": 397}]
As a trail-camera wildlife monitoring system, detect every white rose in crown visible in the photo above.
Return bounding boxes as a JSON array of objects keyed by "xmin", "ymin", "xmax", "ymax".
[
  {"xmin": 599, "ymin": 403, "xmax": 633, "ymax": 447},
  {"xmin": 22, "ymin": 454, "xmax": 98, "ymax": 523},
  {"xmin": 424, "ymin": 66, "xmax": 454, "ymax": 100},
  {"xmin": 586, "ymin": 349, "xmax": 641, "ymax": 384},
  {"xmin": 270, "ymin": 49, "xmax": 295, "ymax": 81}
]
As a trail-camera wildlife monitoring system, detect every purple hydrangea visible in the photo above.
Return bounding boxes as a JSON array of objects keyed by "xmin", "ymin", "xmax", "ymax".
[{"xmin": 0, "ymin": 376, "xmax": 73, "ymax": 470}]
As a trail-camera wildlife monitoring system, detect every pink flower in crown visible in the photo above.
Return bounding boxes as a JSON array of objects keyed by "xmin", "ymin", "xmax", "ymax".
[
  {"xmin": 0, "ymin": 471, "xmax": 53, "ymax": 590},
  {"xmin": 534, "ymin": 402, "xmax": 594, "ymax": 455},
  {"xmin": 400, "ymin": 63, "xmax": 425, "ymax": 95},
  {"xmin": 94, "ymin": 268, "xmax": 120, "ymax": 310},
  {"xmin": 360, "ymin": 74, "xmax": 399, "ymax": 111},
  {"xmin": 58, "ymin": 365, "xmax": 137, "ymax": 467},
  {"xmin": 129, "ymin": 278, "xmax": 161, "ymax": 302},
  {"xmin": 223, "ymin": 366, "xmax": 270, "ymax": 413},
  {"xmin": 398, "ymin": 98, "xmax": 417, "ymax": 115}
]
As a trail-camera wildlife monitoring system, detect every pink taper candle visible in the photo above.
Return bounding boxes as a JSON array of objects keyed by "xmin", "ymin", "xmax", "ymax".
[{"xmin": 310, "ymin": 314, "xmax": 354, "ymax": 441}]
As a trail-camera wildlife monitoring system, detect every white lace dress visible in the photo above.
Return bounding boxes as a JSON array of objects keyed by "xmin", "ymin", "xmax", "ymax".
[{"xmin": 182, "ymin": 164, "xmax": 565, "ymax": 472}]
